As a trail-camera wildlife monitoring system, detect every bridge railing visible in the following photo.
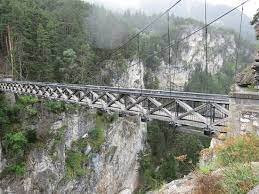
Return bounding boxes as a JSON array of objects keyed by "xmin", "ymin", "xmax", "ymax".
[{"xmin": 0, "ymin": 80, "xmax": 230, "ymax": 134}]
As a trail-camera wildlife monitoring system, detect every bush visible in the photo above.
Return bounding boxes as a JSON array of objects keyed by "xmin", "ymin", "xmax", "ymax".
[
  {"xmin": 88, "ymin": 113, "xmax": 107, "ymax": 151},
  {"xmin": 17, "ymin": 96, "xmax": 39, "ymax": 106},
  {"xmin": 222, "ymin": 164, "xmax": 259, "ymax": 194},
  {"xmin": 195, "ymin": 173, "xmax": 223, "ymax": 194},
  {"xmin": 0, "ymin": 95, "xmax": 20, "ymax": 133},
  {"xmin": 44, "ymin": 101, "xmax": 67, "ymax": 113},
  {"xmin": 16, "ymin": 96, "xmax": 39, "ymax": 117},
  {"xmin": 138, "ymin": 153, "xmax": 164, "ymax": 192},
  {"xmin": 197, "ymin": 134, "xmax": 259, "ymax": 194},
  {"xmin": 6, "ymin": 163, "xmax": 26, "ymax": 176},
  {"xmin": 159, "ymin": 154, "xmax": 177, "ymax": 182},
  {"xmin": 137, "ymin": 120, "xmax": 210, "ymax": 192},
  {"xmin": 216, "ymin": 135, "xmax": 259, "ymax": 166},
  {"xmin": 89, "ymin": 127, "xmax": 105, "ymax": 151},
  {"xmin": 3, "ymin": 131, "xmax": 28, "ymax": 159},
  {"xmin": 65, "ymin": 151, "xmax": 87, "ymax": 179}
]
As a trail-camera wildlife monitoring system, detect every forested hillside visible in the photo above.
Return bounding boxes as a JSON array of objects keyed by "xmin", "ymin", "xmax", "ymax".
[
  {"xmin": 0, "ymin": 0, "xmax": 255, "ymax": 94},
  {"xmin": 0, "ymin": 0, "xmax": 257, "ymax": 193}
]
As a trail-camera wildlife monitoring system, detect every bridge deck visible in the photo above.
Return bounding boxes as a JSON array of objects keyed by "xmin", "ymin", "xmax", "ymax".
[{"xmin": 0, "ymin": 80, "xmax": 230, "ymax": 133}]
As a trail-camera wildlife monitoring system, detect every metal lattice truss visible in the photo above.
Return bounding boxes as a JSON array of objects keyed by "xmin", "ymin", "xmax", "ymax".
[{"xmin": 0, "ymin": 81, "xmax": 230, "ymax": 132}]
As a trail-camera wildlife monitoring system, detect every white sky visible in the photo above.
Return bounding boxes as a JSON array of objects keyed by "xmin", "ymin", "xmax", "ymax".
[{"xmin": 87, "ymin": 0, "xmax": 259, "ymax": 18}]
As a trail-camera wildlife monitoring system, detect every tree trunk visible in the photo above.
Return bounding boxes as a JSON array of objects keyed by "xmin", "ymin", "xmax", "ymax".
[{"xmin": 7, "ymin": 24, "xmax": 14, "ymax": 76}]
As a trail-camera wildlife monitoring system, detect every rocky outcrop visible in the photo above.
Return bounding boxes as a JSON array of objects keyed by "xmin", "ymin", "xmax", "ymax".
[
  {"xmin": 148, "ymin": 173, "xmax": 197, "ymax": 194},
  {"xmin": 150, "ymin": 162, "xmax": 259, "ymax": 194},
  {"xmin": 147, "ymin": 27, "xmax": 253, "ymax": 90},
  {"xmin": 0, "ymin": 59, "xmax": 147, "ymax": 193},
  {"xmin": 236, "ymin": 50, "xmax": 259, "ymax": 87},
  {"xmin": 235, "ymin": 65, "xmax": 256, "ymax": 87},
  {"xmin": 0, "ymin": 109, "xmax": 147, "ymax": 193}
]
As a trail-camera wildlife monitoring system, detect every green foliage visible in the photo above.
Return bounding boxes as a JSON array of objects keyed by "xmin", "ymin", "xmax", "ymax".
[
  {"xmin": 65, "ymin": 150, "xmax": 88, "ymax": 179},
  {"xmin": 222, "ymin": 164, "xmax": 259, "ymax": 194},
  {"xmin": 0, "ymin": 95, "xmax": 40, "ymax": 178},
  {"xmin": 44, "ymin": 101, "xmax": 67, "ymax": 114},
  {"xmin": 138, "ymin": 153, "xmax": 164, "ymax": 192},
  {"xmin": 197, "ymin": 134, "xmax": 259, "ymax": 194},
  {"xmin": 3, "ymin": 131, "xmax": 28, "ymax": 159},
  {"xmin": 0, "ymin": 0, "xmax": 95, "ymax": 83},
  {"xmin": 0, "ymin": 95, "xmax": 20, "ymax": 133},
  {"xmin": 49, "ymin": 126, "xmax": 67, "ymax": 159},
  {"xmin": 159, "ymin": 154, "xmax": 177, "ymax": 182},
  {"xmin": 17, "ymin": 96, "xmax": 39, "ymax": 106},
  {"xmin": 16, "ymin": 96, "xmax": 39, "ymax": 117},
  {"xmin": 144, "ymin": 70, "xmax": 159, "ymax": 89},
  {"xmin": 89, "ymin": 118, "xmax": 105, "ymax": 151},
  {"xmin": 88, "ymin": 111, "xmax": 117, "ymax": 151},
  {"xmin": 5, "ymin": 163, "xmax": 26, "ymax": 176},
  {"xmin": 216, "ymin": 135, "xmax": 259, "ymax": 167},
  {"xmin": 137, "ymin": 121, "xmax": 210, "ymax": 192},
  {"xmin": 44, "ymin": 100, "xmax": 79, "ymax": 114},
  {"xmin": 185, "ymin": 63, "xmax": 236, "ymax": 94},
  {"xmin": 198, "ymin": 162, "xmax": 217, "ymax": 175},
  {"xmin": 251, "ymin": 9, "xmax": 259, "ymax": 25}
]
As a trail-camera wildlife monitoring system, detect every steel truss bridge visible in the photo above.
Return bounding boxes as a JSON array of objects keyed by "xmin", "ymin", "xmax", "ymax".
[{"xmin": 0, "ymin": 80, "xmax": 229, "ymax": 134}]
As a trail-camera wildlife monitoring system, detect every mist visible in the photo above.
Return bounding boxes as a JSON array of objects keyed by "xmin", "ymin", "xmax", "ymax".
[{"xmin": 87, "ymin": 0, "xmax": 257, "ymax": 48}]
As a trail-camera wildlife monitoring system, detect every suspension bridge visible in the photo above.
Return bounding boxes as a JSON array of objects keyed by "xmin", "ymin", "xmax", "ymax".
[{"xmin": 0, "ymin": 0, "xmax": 252, "ymax": 135}]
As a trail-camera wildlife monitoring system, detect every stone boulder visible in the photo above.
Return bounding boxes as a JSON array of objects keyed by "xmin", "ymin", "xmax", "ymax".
[{"xmin": 235, "ymin": 65, "xmax": 256, "ymax": 87}]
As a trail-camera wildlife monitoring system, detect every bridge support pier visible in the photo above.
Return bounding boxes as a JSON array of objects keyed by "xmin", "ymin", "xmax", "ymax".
[
  {"xmin": 229, "ymin": 86, "xmax": 259, "ymax": 136},
  {"xmin": 0, "ymin": 75, "xmax": 15, "ymax": 105}
]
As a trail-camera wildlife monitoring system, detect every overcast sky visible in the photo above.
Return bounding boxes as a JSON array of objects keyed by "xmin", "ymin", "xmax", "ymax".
[{"xmin": 87, "ymin": 0, "xmax": 258, "ymax": 18}]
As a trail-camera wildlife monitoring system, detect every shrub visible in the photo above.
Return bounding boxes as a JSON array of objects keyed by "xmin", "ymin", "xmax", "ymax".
[
  {"xmin": 49, "ymin": 126, "xmax": 67, "ymax": 159},
  {"xmin": 216, "ymin": 135, "xmax": 259, "ymax": 166},
  {"xmin": 65, "ymin": 151, "xmax": 87, "ymax": 179},
  {"xmin": 197, "ymin": 134, "xmax": 259, "ymax": 194},
  {"xmin": 159, "ymin": 154, "xmax": 177, "ymax": 182},
  {"xmin": 6, "ymin": 163, "xmax": 26, "ymax": 176},
  {"xmin": 26, "ymin": 129, "xmax": 38, "ymax": 144},
  {"xmin": 222, "ymin": 164, "xmax": 259, "ymax": 194},
  {"xmin": 0, "ymin": 96, "xmax": 20, "ymax": 133},
  {"xmin": 3, "ymin": 131, "xmax": 28, "ymax": 159},
  {"xmin": 198, "ymin": 162, "xmax": 217, "ymax": 175},
  {"xmin": 138, "ymin": 153, "xmax": 164, "ymax": 192},
  {"xmin": 88, "ymin": 113, "xmax": 107, "ymax": 151},
  {"xmin": 16, "ymin": 96, "xmax": 39, "ymax": 117},
  {"xmin": 17, "ymin": 96, "xmax": 38, "ymax": 106},
  {"xmin": 89, "ymin": 127, "xmax": 105, "ymax": 151},
  {"xmin": 44, "ymin": 101, "xmax": 67, "ymax": 114},
  {"xmin": 195, "ymin": 173, "xmax": 223, "ymax": 194}
]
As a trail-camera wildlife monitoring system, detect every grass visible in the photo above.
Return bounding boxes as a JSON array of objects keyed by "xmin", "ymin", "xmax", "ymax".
[
  {"xmin": 88, "ymin": 111, "xmax": 113, "ymax": 151},
  {"xmin": 195, "ymin": 173, "xmax": 223, "ymax": 194},
  {"xmin": 49, "ymin": 126, "xmax": 67, "ymax": 160},
  {"xmin": 44, "ymin": 101, "xmax": 67, "ymax": 114},
  {"xmin": 215, "ymin": 134, "xmax": 259, "ymax": 166},
  {"xmin": 65, "ymin": 150, "xmax": 88, "ymax": 179},
  {"xmin": 222, "ymin": 163, "xmax": 259, "ymax": 194},
  {"xmin": 196, "ymin": 134, "xmax": 259, "ymax": 194}
]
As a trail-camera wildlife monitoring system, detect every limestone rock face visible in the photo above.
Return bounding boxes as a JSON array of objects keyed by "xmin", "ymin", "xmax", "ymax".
[
  {"xmin": 148, "ymin": 173, "xmax": 196, "ymax": 194},
  {"xmin": 0, "ymin": 109, "xmax": 147, "ymax": 193}
]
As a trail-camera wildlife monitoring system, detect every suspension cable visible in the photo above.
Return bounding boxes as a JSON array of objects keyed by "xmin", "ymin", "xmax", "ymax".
[
  {"xmin": 168, "ymin": 12, "xmax": 172, "ymax": 93},
  {"xmin": 127, "ymin": 0, "xmax": 250, "ymax": 69},
  {"xmin": 96, "ymin": 0, "xmax": 183, "ymax": 65},
  {"xmin": 204, "ymin": 0, "xmax": 208, "ymax": 92},
  {"xmin": 138, "ymin": 34, "xmax": 143, "ymax": 95},
  {"xmin": 235, "ymin": 6, "xmax": 244, "ymax": 74}
]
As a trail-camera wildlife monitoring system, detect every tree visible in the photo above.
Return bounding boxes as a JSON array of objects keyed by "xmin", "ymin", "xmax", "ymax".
[{"xmin": 251, "ymin": 9, "xmax": 259, "ymax": 25}]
